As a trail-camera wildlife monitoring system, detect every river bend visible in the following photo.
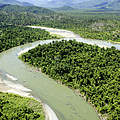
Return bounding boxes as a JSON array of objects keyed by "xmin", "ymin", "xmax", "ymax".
[{"xmin": 0, "ymin": 26, "xmax": 120, "ymax": 120}]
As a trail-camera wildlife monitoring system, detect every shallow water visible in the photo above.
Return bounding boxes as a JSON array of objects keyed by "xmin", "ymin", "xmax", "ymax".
[{"xmin": 0, "ymin": 27, "xmax": 120, "ymax": 120}]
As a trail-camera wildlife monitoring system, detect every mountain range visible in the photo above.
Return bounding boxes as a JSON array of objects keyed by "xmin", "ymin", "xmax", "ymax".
[{"xmin": 0, "ymin": 0, "xmax": 120, "ymax": 10}]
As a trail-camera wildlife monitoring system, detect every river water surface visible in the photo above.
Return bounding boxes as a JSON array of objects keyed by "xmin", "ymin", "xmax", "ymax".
[{"xmin": 0, "ymin": 27, "xmax": 120, "ymax": 120}]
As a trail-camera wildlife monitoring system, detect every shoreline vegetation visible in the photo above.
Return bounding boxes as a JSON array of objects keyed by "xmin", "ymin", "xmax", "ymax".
[
  {"xmin": 0, "ymin": 26, "xmax": 60, "ymax": 120},
  {"xmin": 0, "ymin": 92, "xmax": 45, "ymax": 120},
  {"xmin": 0, "ymin": 25, "xmax": 61, "ymax": 53},
  {"xmin": 29, "ymin": 25, "xmax": 120, "ymax": 44},
  {"xmin": 29, "ymin": 13, "xmax": 120, "ymax": 43},
  {"xmin": 28, "ymin": 25, "xmax": 120, "ymax": 44},
  {"xmin": 20, "ymin": 40, "xmax": 120, "ymax": 120}
]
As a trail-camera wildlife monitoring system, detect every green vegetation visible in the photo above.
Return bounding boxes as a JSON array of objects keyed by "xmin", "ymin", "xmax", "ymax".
[
  {"xmin": 0, "ymin": 5, "xmax": 120, "ymax": 42},
  {"xmin": 0, "ymin": 4, "xmax": 57, "ymax": 26},
  {"xmin": 0, "ymin": 6, "xmax": 60, "ymax": 119},
  {"xmin": 0, "ymin": 25, "xmax": 59, "ymax": 53},
  {"xmin": 20, "ymin": 40, "xmax": 120, "ymax": 120},
  {"xmin": 38, "ymin": 12, "xmax": 120, "ymax": 42},
  {"xmin": 0, "ymin": 4, "xmax": 120, "ymax": 120},
  {"xmin": 0, "ymin": 92, "xmax": 45, "ymax": 120}
]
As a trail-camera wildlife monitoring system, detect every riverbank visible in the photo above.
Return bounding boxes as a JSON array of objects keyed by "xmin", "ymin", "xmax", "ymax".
[
  {"xmin": 19, "ymin": 39, "xmax": 107, "ymax": 120},
  {"xmin": 0, "ymin": 25, "xmax": 60, "ymax": 120},
  {"xmin": 0, "ymin": 75, "xmax": 58, "ymax": 120},
  {"xmin": 29, "ymin": 26, "xmax": 120, "ymax": 44},
  {"xmin": 29, "ymin": 26, "xmax": 120, "ymax": 50},
  {"xmin": 29, "ymin": 26, "xmax": 78, "ymax": 38},
  {"xmin": 22, "ymin": 26, "xmax": 120, "ymax": 120},
  {"xmin": 0, "ymin": 77, "xmax": 32, "ymax": 97},
  {"xmin": 19, "ymin": 27, "xmax": 103, "ymax": 120},
  {"xmin": 1, "ymin": 26, "xmax": 119, "ymax": 120}
]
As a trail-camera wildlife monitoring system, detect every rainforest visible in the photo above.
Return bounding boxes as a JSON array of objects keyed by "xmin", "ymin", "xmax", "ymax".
[
  {"xmin": 0, "ymin": 25, "xmax": 59, "ymax": 53},
  {"xmin": 0, "ymin": 2, "xmax": 120, "ymax": 120},
  {"xmin": 20, "ymin": 40, "xmax": 120, "ymax": 120}
]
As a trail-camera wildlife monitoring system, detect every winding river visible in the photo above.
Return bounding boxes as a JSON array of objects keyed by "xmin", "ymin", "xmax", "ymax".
[{"xmin": 0, "ymin": 26, "xmax": 120, "ymax": 120}]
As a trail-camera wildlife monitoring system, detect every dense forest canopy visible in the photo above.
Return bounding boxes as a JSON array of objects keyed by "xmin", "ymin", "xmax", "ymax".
[
  {"xmin": 0, "ymin": 92, "xmax": 45, "ymax": 120},
  {"xmin": 20, "ymin": 40, "xmax": 120, "ymax": 120},
  {"xmin": 0, "ymin": 25, "xmax": 59, "ymax": 53},
  {"xmin": 0, "ymin": 4, "xmax": 120, "ymax": 120}
]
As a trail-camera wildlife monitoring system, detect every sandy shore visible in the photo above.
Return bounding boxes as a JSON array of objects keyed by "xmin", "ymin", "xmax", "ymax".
[
  {"xmin": 0, "ymin": 77, "xmax": 32, "ymax": 97},
  {"xmin": 29, "ymin": 26, "xmax": 79, "ymax": 38}
]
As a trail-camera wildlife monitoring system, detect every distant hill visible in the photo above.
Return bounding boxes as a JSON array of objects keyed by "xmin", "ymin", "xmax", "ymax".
[
  {"xmin": 16, "ymin": 0, "xmax": 120, "ymax": 11},
  {"xmin": 21, "ymin": 2, "xmax": 33, "ymax": 6},
  {"xmin": 75, "ymin": 0, "xmax": 120, "ymax": 10},
  {"xmin": 0, "ymin": 0, "xmax": 33, "ymax": 6},
  {"xmin": 53, "ymin": 6, "xmax": 75, "ymax": 11},
  {"xmin": 0, "ymin": 4, "xmax": 56, "ymax": 26},
  {"xmin": 16, "ymin": 0, "xmax": 89, "ymax": 8},
  {"xmin": 0, "ymin": 4, "xmax": 54, "ymax": 14}
]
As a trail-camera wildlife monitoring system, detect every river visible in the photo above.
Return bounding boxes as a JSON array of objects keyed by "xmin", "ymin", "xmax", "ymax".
[{"xmin": 0, "ymin": 26, "xmax": 120, "ymax": 120}]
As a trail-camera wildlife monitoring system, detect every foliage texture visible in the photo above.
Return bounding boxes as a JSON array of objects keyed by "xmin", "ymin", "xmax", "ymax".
[{"xmin": 21, "ymin": 40, "xmax": 120, "ymax": 120}]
